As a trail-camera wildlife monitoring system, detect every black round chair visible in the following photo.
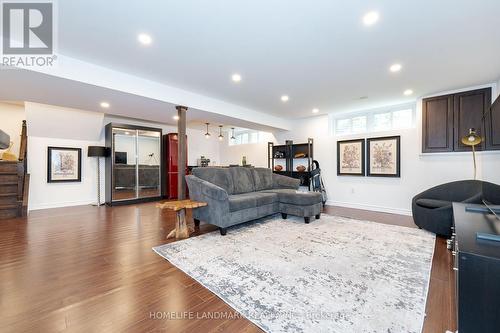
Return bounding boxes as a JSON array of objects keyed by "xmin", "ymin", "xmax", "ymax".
[{"xmin": 412, "ymin": 180, "xmax": 500, "ymax": 238}]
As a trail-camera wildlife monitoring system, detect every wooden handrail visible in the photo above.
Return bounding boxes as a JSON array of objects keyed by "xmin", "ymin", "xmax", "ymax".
[{"xmin": 19, "ymin": 120, "xmax": 27, "ymax": 162}]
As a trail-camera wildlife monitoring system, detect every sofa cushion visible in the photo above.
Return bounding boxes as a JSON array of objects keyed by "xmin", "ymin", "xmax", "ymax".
[
  {"xmin": 228, "ymin": 192, "xmax": 278, "ymax": 212},
  {"xmin": 229, "ymin": 167, "xmax": 255, "ymax": 194},
  {"xmin": 254, "ymin": 192, "xmax": 279, "ymax": 206},
  {"xmin": 416, "ymin": 198, "xmax": 451, "ymax": 209},
  {"xmin": 251, "ymin": 168, "xmax": 273, "ymax": 191},
  {"xmin": 262, "ymin": 189, "xmax": 322, "ymax": 206},
  {"xmin": 192, "ymin": 168, "xmax": 233, "ymax": 194}
]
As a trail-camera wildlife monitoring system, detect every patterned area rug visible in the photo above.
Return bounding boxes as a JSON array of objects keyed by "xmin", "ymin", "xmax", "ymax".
[{"xmin": 153, "ymin": 214, "xmax": 435, "ymax": 333}]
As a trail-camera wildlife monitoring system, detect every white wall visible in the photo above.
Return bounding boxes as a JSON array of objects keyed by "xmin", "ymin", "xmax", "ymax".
[
  {"xmin": 24, "ymin": 103, "xmax": 221, "ymax": 210},
  {"xmin": 218, "ymin": 132, "xmax": 276, "ymax": 167},
  {"xmin": 0, "ymin": 102, "xmax": 25, "ymax": 157},
  {"xmin": 24, "ymin": 103, "xmax": 105, "ymax": 210},
  {"xmin": 28, "ymin": 137, "xmax": 104, "ymax": 210},
  {"xmin": 26, "ymin": 103, "xmax": 104, "ymax": 140},
  {"xmin": 275, "ymin": 84, "xmax": 500, "ymax": 215}
]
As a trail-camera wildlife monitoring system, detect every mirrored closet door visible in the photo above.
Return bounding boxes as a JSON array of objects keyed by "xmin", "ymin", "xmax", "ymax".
[{"xmin": 105, "ymin": 123, "xmax": 162, "ymax": 205}]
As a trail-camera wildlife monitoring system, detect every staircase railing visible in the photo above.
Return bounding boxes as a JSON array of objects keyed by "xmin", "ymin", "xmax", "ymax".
[{"xmin": 18, "ymin": 120, "xmax": 29, "ymax": 216}]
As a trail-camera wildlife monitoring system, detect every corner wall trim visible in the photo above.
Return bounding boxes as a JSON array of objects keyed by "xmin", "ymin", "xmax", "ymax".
[{"xmin": 326, "ymin": 200, "xmax": 412, "ymax": 216}]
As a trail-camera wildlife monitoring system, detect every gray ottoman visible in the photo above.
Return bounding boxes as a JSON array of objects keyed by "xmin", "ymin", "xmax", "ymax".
[{"xmin": 263, "ymin": 189, "xmax": 323, "ymax": 223}]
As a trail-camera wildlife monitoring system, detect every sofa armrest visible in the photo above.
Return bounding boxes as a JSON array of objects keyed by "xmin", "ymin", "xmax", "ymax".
[
  {"xmin": 186, "ymin": 175, "xmax": 228, "ymax": 201},
  {"xmin": 185, "ymin": 175, "xmax": 230, "ymax": 226},
  {"xmin": 272, "ymin": 173, "xmax": 300, "ymax": 189}
]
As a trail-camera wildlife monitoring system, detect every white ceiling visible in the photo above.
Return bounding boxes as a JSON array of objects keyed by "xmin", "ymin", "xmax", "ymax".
[
  {"xmin": 0, "ymin": 69, "xmax": 281, "ymax": 132},
  {"xmin": 53, "ymin": 0, "xmax": 500, "ymax": 118}
]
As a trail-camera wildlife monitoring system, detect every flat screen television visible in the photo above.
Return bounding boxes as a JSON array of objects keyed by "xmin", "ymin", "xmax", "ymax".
[{"xmin": 115, "ymin": 151, "xmax": 127, "ymax": 164}]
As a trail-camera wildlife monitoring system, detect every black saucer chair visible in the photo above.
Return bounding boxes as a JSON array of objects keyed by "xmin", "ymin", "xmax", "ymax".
[{"xmin": 412, "ymin": 180, "xmax": 500, "ymax": 238}]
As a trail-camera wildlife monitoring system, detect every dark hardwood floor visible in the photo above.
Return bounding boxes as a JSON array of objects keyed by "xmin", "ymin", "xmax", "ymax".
[{"xmin": 0, "ymin": 203, "xmax": 456, "ymax": 332}]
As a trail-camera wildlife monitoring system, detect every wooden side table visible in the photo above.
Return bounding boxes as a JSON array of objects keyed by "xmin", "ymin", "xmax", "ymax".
[{"xmin": 157, "ymin": 200, "xmax": 207, "ymax": 239}]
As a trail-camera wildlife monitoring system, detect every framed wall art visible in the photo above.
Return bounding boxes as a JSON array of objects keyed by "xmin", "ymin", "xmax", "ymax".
[
  {"xmin": 47, "ymin": 147, "xmax": 82, "ymax": 183},
  {"xmin": 337, "ymin": 139, "xmax": 365, "ymax": 176},
  {"xmin": 366, "ymin": 136, "xmax": 401, "ymax": 177}
]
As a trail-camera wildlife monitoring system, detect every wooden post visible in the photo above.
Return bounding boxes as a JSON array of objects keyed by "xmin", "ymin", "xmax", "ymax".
[{"xmin": 176, "ymin": 106, "xmax": 188, "ymax": 200}]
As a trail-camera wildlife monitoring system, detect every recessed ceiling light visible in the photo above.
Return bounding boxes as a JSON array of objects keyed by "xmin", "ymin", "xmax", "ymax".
[
  {"xmin": 100, "ymin": 102, "xmax": 110, "ymax": 108},
  {"xmin": 231, "ymin": 73, "xmax": 242, "ymax": 82},
  {"xmin": 404, "ymin": 89, "xmax": 414, "ymax": 96},
  {"xmin": 312, "ymin": 108, "xmax": 319, "ymax": 114},
  {"xmin": 173, "ymin": 115, "xmax": 180, "ymax": 120},
  {"xmin": 363, "ymin": 11, "xmax": 379, "ymax": 26},
  {"xmin": 281, "ymin": 95, "xmax": 289, "ymax": 102},
  {"xmin": 390, "ymin": 63, "xmax": 402, "ymax": 72},
  {"xmin": 138, "ymin": 33, "xmax": 152, "ymax": 45}
]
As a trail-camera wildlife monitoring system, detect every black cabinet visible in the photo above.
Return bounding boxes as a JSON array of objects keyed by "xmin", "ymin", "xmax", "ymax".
[
  {"xmin": 105, "ymin": 123, "xmax": 163, "ymax": 205},
  {"xmin": 452, "ymin": 203, "xmax": 500, "ymax": 333},
  {"xmin": 422, "ymin": 94, "xmax": 454, "ymax": 152},
  {"xmin": 453, "ymin": 88, "xmax": 491, "ymax": 152},
  {"xmin": 485, "ymin": 96, "xmax": 500, "ymax": 150},
  {"xmin": 422, "ymin": 88, "xmax": 492, "ymax": 153}
]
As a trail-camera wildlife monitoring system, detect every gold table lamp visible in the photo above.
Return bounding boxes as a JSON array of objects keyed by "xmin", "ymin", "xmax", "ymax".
[{"xmin": 461, "ymin": 128, "xmax": 482, "ymax": 180}]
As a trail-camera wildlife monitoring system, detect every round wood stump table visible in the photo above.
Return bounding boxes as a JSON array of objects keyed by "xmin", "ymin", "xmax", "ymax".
[{"xmin": 156, "ymin": 200, "xmax": 207, "ymax": 239}]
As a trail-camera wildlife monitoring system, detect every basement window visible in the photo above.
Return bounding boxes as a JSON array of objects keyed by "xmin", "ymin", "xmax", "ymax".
[
  {"xmin": 229, "ymin": 130, "xmax": 260, "ymax": 146},
  {"xmin": 333, "ymin": 103, "xmax": 415, "ymax": 136}
]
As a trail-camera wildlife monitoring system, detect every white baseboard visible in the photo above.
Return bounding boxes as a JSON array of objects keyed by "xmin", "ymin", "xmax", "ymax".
[
  {"xmin": 326, "ymin": 200, "xmax": 412, "ymax": 216},
  {"xmin": 29, "ymin": 199, "xmax": 96, "ymax": 211}
]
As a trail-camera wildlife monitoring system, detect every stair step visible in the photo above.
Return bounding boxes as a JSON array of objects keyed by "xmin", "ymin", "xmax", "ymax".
[
  {"xmin": 0, "ymin": 171, "xmax": 17, "ymax": 175},
  {"xmin": 0, "ymin": 204, "xmax": 18, "ymax": 209},
  {"xmin": 0, "ymin": 163, "xmax": 20, "ymax": 173},
  {"xmin": 0, "ymin": 196, "xmax": 17, "ymax": 205},
  {"xmin": 0, "ymin": 182, "xmax": 18, "ymax": 186},
  {"xmin": 0, "ymin": 192, "xmax": 17, "ymax": 197}
]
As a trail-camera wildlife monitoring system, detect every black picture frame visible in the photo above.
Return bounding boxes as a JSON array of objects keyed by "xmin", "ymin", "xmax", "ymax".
[
  {"xmin": 337, "ymin": 139, "xmax": 365, "ymax": 176},
  {"xmin": 47, "ymin": 147, "xmax": 82, "ymax": 183},
  {"xmin": 366, "ymin": 136, "xmax": 401, "ymax": 177}
]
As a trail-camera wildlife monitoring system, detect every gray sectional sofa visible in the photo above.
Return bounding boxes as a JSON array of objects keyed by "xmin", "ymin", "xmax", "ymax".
[{"xmin": 186, "ymin": 167, "xmax": 323, "ymax": 235}]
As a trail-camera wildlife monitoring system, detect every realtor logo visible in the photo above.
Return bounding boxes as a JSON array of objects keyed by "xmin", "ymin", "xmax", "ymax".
[{"xmin": 1, "ymin": 1, "xmax": 56, "ymax": 67}]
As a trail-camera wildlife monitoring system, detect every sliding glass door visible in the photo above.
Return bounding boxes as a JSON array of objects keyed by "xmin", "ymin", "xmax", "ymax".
[
  {"xmin": 112, "ymin": 128, "xmax": 138, "ymax": 201},
  {"xmin": 137, "ymin": 130, "xmax": 161, "ymax": 199},
  {"xmin": 110, "ymin": 125, "xmax": 162, "ymax": 203}
]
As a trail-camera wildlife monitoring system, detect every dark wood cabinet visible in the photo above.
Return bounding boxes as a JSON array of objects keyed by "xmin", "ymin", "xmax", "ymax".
[
  {"xmin": 422, "ymin": 94, "xmax": 454, "ymax": 152},
  {"xmin": 453, "ymin": 88, "xmax": 491, "ymax": 152},
  {"xmin": 105, "ymin": 123, "xmax": 163, "ymax": 205},
  {"xmin": 485, "ymin": 95, "xmax": 500, "ymax": 150},
  {"xmin": 422, "ymin": 88, "xmax": 493, "ymax": 153}
]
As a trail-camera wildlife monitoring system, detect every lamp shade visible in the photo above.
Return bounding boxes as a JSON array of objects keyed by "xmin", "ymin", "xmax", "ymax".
[
  {"xmin": 460, "ymin": 128, "xmax": 482, "ymax": 146},
  {"xmin": 87, "ymin": 146, "xmax": 109, "ymax": 157}
]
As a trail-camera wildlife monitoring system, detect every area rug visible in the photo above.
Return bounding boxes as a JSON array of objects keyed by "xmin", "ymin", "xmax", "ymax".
[{"xmin": 153, "ymin": 214, "xmax": 435, "ymax": 333}]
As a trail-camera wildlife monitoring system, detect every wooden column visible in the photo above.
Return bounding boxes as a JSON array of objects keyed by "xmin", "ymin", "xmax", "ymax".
[{"xmin": 176, "ymin": 106, "xmax": 188, "ymax": 200}]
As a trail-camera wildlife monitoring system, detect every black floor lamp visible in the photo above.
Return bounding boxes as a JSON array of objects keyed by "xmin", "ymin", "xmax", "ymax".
[{"xmin": 88, "ymin": 146, "xmax": 109, "ymax": 206}]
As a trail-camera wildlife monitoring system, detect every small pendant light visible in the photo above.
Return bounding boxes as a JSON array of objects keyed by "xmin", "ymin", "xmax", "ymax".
[
  {"xmin": 218, "ymin": 125, "xmax": 224, "ymax": 141},
  {"xmin": 204, "ymin": 123, "xmax": 211, "ymax": 139},
  {"xmin": 230, "ymin": 127, "xmax": 236, "ymax": 140}
]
